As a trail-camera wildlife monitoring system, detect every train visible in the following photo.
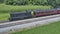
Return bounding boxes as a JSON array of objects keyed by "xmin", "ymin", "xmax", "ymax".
[{"xmin": 9, "ymin": 8, "xmax": 60, "ymax": 21}]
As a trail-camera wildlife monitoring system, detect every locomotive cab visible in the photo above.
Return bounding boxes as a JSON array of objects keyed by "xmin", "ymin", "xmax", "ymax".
[{"xmin": 26, "ymin": 10, "xmax": 35, "ymax": 17}]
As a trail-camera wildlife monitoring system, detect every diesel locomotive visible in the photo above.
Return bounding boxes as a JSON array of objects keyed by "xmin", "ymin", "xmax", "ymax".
[{"xmin": 9, "ymin": 8, "xmax": 60, "ymax": 21}]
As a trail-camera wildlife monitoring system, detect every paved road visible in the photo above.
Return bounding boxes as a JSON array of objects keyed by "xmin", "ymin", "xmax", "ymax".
[{"xmin": 0, "ymin": 14, "xmax": 60, "ymax": 28}]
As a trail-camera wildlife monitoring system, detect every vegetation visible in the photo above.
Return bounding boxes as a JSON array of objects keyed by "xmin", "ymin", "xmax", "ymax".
[
  {"xmin": 11, "ymin": 21, "xmax": 60, "ymax": 34},
  {"xmin": 5, "ymin": 0, "xmax": 48, "ymax": 5},
  {"xmin": 0, "ymin": 0, "xmax": 4, "ymax": 3},
  {"xmin": 0, "ymin": 4, "xmax": 51, "ymax": 13},
  {"xmin": 0, "ymin": 13, "xmax": 9, "ymax": 20},
  {"xmin": 0, "ymin": 0, "xmax": 60, "ymax": 8},
  {"xmin": 4, "ymin": 0, "xmax": 60, "ymax": 8}
]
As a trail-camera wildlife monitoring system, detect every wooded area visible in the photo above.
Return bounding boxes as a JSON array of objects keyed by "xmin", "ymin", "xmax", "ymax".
[{"xmin": 0, "ymin": 0, "xmax": 60, "ymax": 8}]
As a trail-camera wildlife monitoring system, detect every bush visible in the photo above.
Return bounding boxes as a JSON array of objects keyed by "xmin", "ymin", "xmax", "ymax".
[
  {"xmin": 0, "ymin": 0, "xmax": 4, "ymax": 3},
  {"xmin": 4, "ymin": 0, "xmax": 48, "ymax": 5}
]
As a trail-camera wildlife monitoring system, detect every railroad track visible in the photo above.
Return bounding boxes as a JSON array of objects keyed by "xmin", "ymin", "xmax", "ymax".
[
  {"xmin": 0, "ymin": 14, "xmax": 60, "ymax": 28},
  {"xmin": 0, "ymin": 20, "xmax": 9, "ymax": 23},
  {"xmin": 0, "ymin": 14, "xmax": 60, "ymax": 34}
]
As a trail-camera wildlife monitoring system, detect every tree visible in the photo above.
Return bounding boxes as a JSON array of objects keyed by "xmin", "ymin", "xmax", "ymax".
[
  {"xmin": 4, "ymin": 0, "xmax": 60, "ymax": 7},
  {"xmin": 0, "ymin": 0, "xmax": 4, "ymax": 3}
]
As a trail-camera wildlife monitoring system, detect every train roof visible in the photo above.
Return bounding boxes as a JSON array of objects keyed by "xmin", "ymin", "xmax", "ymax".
[
  {"xmin": 56, "ymin": 8, "xmax": 60, "ymax": 10},
  {"xmin": 10, "ymin": 12, "xmax": 26, "ymax": 14},
  {"xmin": 34, "ymin": 9, "xmax": 56, "ymax": 12}
]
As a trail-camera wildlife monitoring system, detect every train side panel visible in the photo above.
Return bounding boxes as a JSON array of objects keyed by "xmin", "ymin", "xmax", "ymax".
[{"xmin": 34, "ymin": 9, "xmax": 58, "ymax": 17}]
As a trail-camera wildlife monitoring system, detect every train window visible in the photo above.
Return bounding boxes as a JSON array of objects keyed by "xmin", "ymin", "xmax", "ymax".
[
  {"xmin": 40, "ymin": 12, "xmax": 43, "ymax": 13},
  {"xmin": 37, "ymin": 12, "xmax": 40, "ymax": 14}
]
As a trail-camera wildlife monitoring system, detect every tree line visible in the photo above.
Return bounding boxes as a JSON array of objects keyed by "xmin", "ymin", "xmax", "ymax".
[
  {"xmin": 0, "ymin": 0, "xmax": 60, "ymax": 8},
  {"xmin": 0, "ymin": 0, "xmax": 4, "ymax": 3},
  {"xmin": 5, "ymin": 0, "xmax": 48, "ymax": 5}
]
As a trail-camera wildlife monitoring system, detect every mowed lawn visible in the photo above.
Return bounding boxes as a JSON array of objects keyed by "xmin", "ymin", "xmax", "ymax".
[
  {"xmin": 0, "ymin": 4, "xmax": 52, "ymax": 20},
  {"xmin": 12, "ymin": 21, "xmax": 60, "ymax": 34}
]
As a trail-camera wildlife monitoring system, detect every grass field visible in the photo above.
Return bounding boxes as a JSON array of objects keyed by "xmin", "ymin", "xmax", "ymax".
[
  {"xmin": 11, "ymin": 21, "xmax": 60, "ymax": 34},
  {"xmin": 0, "ymin": 4, "xmax": 52, "ymax": 13},
  {"xmin": 0, "ymin": 13, "xmax": 9, "ymax": 20}
]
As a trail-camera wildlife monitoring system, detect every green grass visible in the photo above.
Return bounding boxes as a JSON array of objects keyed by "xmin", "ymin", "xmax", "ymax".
[
  {"xmin": 0, "ymin": 4, "xmax": 52, "ymax": 13},
  {"xmin": 11, "ymin": 21, "xmax": 60, "ymax": 34},
  {"xmin": 0, "ymin": 13, "xmax": 9, "ymax": 20},
  {"xmin": 0, "ymin": 4, "xmax": 52, "ymax": 20}
]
